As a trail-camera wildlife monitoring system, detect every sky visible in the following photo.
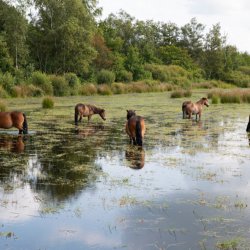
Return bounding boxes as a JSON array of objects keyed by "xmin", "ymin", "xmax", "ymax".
[{"xmin": 98, "ymin": 0, "xmax": 250, "ymax": 53}]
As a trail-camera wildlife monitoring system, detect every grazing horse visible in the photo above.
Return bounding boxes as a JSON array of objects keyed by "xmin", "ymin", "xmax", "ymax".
[
  {"xmin": 75, "ymin": 103, "xmax": 106, "ymax": 125},
  {"xmin": 182, "ymin": 97, "xmax": 209, "ymax": 120},
  {"xmin": 125, "ymin": 110, "xmax": 146, "ymax": 146},
  {"xmin": 247, "ymin": 115, "xmax": 250, "ymax": 132},
  {"xmin": 0, "ymin": 111, "xmax": 28, "ymax": 134}
]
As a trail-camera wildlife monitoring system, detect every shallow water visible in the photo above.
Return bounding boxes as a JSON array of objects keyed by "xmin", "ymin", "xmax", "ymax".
[{"xmin": 0, "ymin": 92, "xmax": 250, "ymax": 250}]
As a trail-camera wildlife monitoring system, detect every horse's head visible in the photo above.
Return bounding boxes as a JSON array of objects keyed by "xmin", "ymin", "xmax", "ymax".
[
  {"xmin": 99, "ymin": 109, "xmax": 106, "ymax": 120},
  {"xmin": 127, "ymin": 110, "xmax": 136, "ymax": 120},
  {"xmin": 202, "ymin": 97, "xmax": 209, "ymax": 107}
]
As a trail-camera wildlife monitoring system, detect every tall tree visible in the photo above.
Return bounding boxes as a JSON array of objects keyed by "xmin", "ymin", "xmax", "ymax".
[{"xmin": 28, "ymin": 0, "xmax": 97, "ymax": 75}]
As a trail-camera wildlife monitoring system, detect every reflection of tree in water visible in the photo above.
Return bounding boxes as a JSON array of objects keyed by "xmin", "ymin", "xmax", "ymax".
[
  {"xmin": 0, "ymin": 125, "xmax": 111, "ymax": 205},
  {"xmin": 125, "ymin": 146, "xmax": 145, "ymax": 169}
]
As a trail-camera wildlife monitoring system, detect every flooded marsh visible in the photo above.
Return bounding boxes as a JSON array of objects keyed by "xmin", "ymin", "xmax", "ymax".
[{"xmin": 0, "ymin": 92, "xmax": 250, "ymax": 249}]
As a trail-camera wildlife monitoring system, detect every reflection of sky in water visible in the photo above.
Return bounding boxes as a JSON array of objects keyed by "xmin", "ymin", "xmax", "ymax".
[{"xmin": 0, "ymin": 103, "xmax": 250, "ymax": 249}]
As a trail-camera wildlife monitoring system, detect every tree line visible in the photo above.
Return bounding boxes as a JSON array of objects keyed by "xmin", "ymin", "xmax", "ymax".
[{"xmin": 0, "ymin": 0, "xmax": 250, "ymax": 97}]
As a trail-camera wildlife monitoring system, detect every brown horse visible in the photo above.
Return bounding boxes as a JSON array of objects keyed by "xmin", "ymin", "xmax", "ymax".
[
  {"xmin": 182, "ymin": 97, "xmax": 209, "ymax": 120},
  {"xmin": 0, "ymin": 111, "xmax": 28, "ymax": 134},
  {"xmin": 125, "ymin": 110, "xmax": 146, "ymax": 146},
  {"xmin": 75, "ymin": 103, "xmax": 106, "ymax": 125},
  {"xmin": 246, "ymin": 115, "xmax": 250, "ymax": 132}
]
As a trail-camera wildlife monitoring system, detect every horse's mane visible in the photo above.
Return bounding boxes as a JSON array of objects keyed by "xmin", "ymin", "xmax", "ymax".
[{"xmin": 88, "ymin": 104, "xmax": 103, "ymax": 113}]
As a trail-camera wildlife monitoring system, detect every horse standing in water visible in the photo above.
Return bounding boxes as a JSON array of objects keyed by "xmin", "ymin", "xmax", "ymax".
[
  {"xmin": 75, "ymin": 103, "xmax": 106, "ymax": 125},
  {"xmin": 126, "ymin": 110, "xmax": 146, "ymax": 146},
  {"xmin": 182, "ymin": 97, "xmax": 209, "ymax": 120},
  {"xmin": 0, "ymin": 111, "xmax": 28, "ymax": 134}
]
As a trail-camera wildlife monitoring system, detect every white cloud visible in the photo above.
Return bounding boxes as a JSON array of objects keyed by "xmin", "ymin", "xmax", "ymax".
[{"xmin": 98, "ymin": 0, "xmax": 250, "ymax": 52}]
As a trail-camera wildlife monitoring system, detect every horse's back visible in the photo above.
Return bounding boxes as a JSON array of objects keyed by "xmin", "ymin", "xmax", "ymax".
[{"xmin": 127, "ymin": 116, "xmax": 145, "ymax": 137}]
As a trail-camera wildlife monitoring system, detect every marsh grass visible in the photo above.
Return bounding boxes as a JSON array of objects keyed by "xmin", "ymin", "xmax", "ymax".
[
  {"xmin": 170, "ymin": 89, "xmax": 192, "ymax": 98},
  {"xmin": 208, "ymin": 89, "xmax": 250, "ymax": 103},
  {"xmin": 42, "ymin": 97, "xmax": 54, "ymax": 109},
  {"xmin": 216, "ymin": 238, "xmax": 242, "ymax": 250}
]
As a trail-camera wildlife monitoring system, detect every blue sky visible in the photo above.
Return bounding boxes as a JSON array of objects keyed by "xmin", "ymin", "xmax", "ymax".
[{"xmin": 98, "ymin": 0, "xmax": 250, "ymax": 53}]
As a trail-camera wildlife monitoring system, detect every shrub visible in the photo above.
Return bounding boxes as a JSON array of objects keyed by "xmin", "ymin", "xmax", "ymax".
[
  {"xmin": 0, "ymin": 72, "xmax": 15, "ymax": 94},
  {"xmin": 0, "ymin": 86, "xmax": 8, "ymax": 98},
  {"xmin": 42, "ymin": 97, "xmax": 54, "ymax": 109},
  {"xmin": 65, "ymin": 73, "xmax": 80, "ymax": 95},
  {"xmin": 171, "ymin": 90, "xmax": 183, "ymax": 98},
  {"xmin": 97, "ymin": 70, "xmax": 115, "ymax": 84},
  {"xmin": 31, "ymin": 71, "xmax": 53, "ymax": 95},
  {"xmin": 183, "ymin": 89, "xmax": 192, "ymax": 97},
  {"xmin": 50, "ymin": 75, "xmax": 69, "ymax": 96},
  {"xmin": 79, "ymin": 84, "xmax": 97, "ymax": 96},
  {"xmin": 11, "ymin": 84, "xmax": 44, "ymax": 97},
  {"xmin": 212, "ymin": 95, "xmax": 220, "ymax": 104},
  {"xmin": 115, "ymin": 70, "xmax": 133, "ymax": 83},
  {"xmin": 0, "ymin": 101, "xmax": 7, "ymax": 111},
  {"xmin": 97, "ymin": 84, "xmax": 112, "ymax": 95},
  {"xmin": 111, "ymin": 82, "xmax": 127, "ymax": 94},
  {"xmin": 220, "ymin": 94, "xmax": 241, "ymax": 104}
]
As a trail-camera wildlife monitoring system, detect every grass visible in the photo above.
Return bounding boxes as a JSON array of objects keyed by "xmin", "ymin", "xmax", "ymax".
[
  {"xmin": 208, "ymin": 89, "xmax": 250, "ymax": 103},
  {"xmin": 42, "ymin": 96, "xmax": 54, "ymax": 109},
  {"xmin": 216, "ymin": 238, "xmax": 242, "ymax": 249},
  {"xmin": 0, "ymin": 101, "xmax": 7, "ymax": 111},
  {"xmin": 170, "ymin": 89, "xmax": 192, "ymax": 98}
]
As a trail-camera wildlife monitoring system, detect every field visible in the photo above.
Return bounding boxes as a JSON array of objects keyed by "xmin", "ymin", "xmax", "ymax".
[{"xmin": 0, "ymin": 91, "xmax": 250, "ymax": 250}]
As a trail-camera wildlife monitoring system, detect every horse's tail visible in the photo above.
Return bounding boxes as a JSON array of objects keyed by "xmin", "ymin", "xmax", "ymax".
[
  {"xmin": 247, "ymin": 115, "xmax": 250, "ymax": 132},
  {"xmin": 74, "ymin": 108, "xmax": 78, "ymax": 125},
  {"xmin": 22, "ymin": 113, "xmax": 28, "ymax": 134},
  {"xmin": 135, "ymin": 120, "xmax": 143, "ymax": 146}
]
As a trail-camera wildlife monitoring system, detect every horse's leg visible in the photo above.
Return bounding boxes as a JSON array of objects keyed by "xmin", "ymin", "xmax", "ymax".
[
  {"xmin": 132, "ymin": 137, "xmax": 137, "ymax": 145},
  {"xmin": 19, "ymin": 129, "xmax": 23, "ymax": 134},
  {"xmin": 79, "ymin": 115, "xmax": 82, "ymax": 123}
]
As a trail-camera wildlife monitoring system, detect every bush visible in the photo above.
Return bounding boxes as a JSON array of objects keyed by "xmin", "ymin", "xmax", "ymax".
[
  {"xmin": 111, "ymin": 82, "xmax": 127, "ymax": 94},
  {"xmin": 170, "ymin": 89, "xmax": 192, "ymax": 98},
  {"xmin": 97, "ymin": 70, "xmax": 115, "ymax": 84},
  {"xmin": 0, "ymin": 101, "xmax": 7, "ymax": 111},
  {"xmin": 97, "ymin": 84, "xmax": 112, "ymax": 95},
  {"xmin": 42, "ymin": 97, "xmax": 54, "ymax": 109},
  {"xmin": 0, "ymin": 86, "xmax": 8, "ymax": 98},
  {"xmin": 115, "ymin": 70, "xmax": 133, "ymax": 83},
  {"xmin": 11, "ymin": 84, "xmax": 44, "ymax": 97},
  {"xmin": 50, "ymin": 75, "xmax": 69, "ymax": 96},
  {"xmin": 65, "ymin": 73, "xmax": 80, "ymax": 95},
  {"xmin": 79, "ymin": 84, "xmax": 97, "ymax": 96},
  {"xmin": 31, "ymin": 71, "xmax": 53, "ymax": 95},
  {"xmin": 212, "ymin": 95, "xmax": 220, "ymax": 104},
  {"xmin": 0, "ymin": 72, "xmax": 15, "ymax": 94}
]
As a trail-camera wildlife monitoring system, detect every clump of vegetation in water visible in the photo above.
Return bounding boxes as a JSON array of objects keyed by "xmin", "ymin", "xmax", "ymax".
[
  {"xmin": 208, "ymin": 89, "xmax": 250, "ymax": 103},
  {"xmin": 171, "ymin": 89, "xmax": 192, "ymax": 98},
  {"xmin": 216, "ymin": 237, "xmax": 242, "ymax": 249},
  {"xmin": 42, "ymin": 96, "xmax": 54, "ymax": 109}
]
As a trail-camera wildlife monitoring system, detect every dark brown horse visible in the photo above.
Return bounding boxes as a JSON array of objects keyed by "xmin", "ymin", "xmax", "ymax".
[
  {"xmin": 75, "ymin": 103, "xmax": 106, "ymax": 125},
  {"xmin": 0, "ymin": 111, "xmax": 28, "ymax": 134},
  {"xmin": 182, "ymin": 97, "xmax": 209, "ymax": 120},
  {"xmin": 246, "ymin": 115, "xmax": 250, "ymax": 132},
  {"xmin": 125, "ymin": 110, "xmax": 146, "ymax": 146}
]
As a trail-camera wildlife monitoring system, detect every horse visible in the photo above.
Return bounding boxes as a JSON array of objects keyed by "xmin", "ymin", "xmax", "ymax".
[
  {"xmin": 246, "ymin": 115, "xmax": 250, "ymax": 132},
  {"xmin": 182, "ymin": 101, "xmax": 192, "ymax": 119},
  {"xmin": 74, "ymin": 103, "xmax": 106, "ymax": 125},
  {"xmin": 182, "ymin": 97, "xmax": 209, "ymax": 120},
  {"xmin": 125, "ymin": 110, "xmax": 146, "ymax": 146},
  {"xmin": 0, "ymin": 111, "xmax": 28, "ymax": 134}
]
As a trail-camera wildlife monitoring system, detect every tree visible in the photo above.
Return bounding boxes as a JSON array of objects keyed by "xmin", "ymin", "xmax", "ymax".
[
  {"xmin": 28, "ymin": 0, "xmax": 97, "ymax": 75},
  {"xmin": 203, "ymin": 23, "xmax": 226, "ymax": 79}
]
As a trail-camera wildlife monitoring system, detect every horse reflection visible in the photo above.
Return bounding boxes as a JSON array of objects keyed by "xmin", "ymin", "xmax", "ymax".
[
  {"xmin": 0, "ymin": 135, "xmax": 25, "ymax": 153},
  {"xmin": 246, "ymin": 115, "xmax": 250, "ymax": 132},
  {"xmin": 125, "ymin": 147, "xmax": 145, "ymax": 169},
  {"xmin": 75, "ymin": 124, "xmax": 105, "ymax": 138}
]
